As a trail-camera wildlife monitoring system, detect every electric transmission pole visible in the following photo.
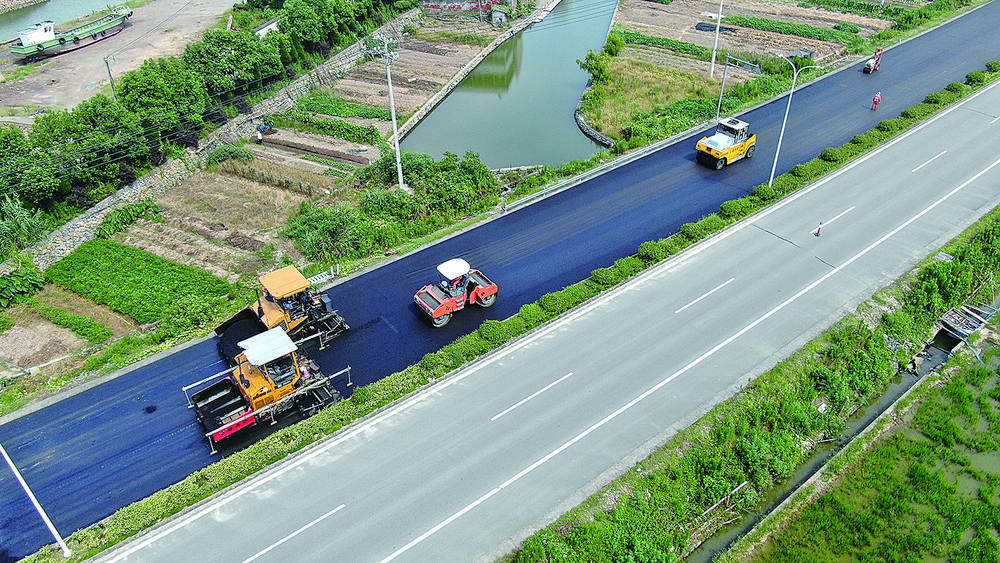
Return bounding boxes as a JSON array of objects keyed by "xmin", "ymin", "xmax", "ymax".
[{"xmin": 368, "ymin": 33, "xmax": 406, "ymax": 191}]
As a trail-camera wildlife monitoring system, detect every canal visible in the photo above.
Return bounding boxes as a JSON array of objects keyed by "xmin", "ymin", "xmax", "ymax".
[{"xmin": 400, "ymin": 0, "xmax": 618, "ymax": 169}]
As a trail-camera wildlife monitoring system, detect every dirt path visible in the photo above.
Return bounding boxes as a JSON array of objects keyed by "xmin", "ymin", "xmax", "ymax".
[{"xmin": 0, "ymin": 0, "xmax": 236, "ymax": 111}]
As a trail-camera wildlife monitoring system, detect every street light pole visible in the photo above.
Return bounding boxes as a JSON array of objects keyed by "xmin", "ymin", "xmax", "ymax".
[
  {"xmin": 369, "ymin": 33, "xmax": 406, "ymax": 191},
  {"xmin": 767, "ymin": 56, "xmax": 820, "ymax": 189},
  {"xmin": 1, "ymin": 441, "xmax": 71, "ymax": 557}
]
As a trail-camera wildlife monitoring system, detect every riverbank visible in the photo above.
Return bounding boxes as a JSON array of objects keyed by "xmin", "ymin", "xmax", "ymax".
[{"xmin": 0, "ymin": 0, "xmax": 45, "ymax": 17}]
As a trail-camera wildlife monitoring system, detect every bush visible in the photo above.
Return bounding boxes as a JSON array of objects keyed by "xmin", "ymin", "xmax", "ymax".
[
  {"xmin": 637, "ymin": 240, "xmax": 673, "ymax": 262},
  {"xmin": 790, "ymin": 164, "xmax": 810, "ymax": 178},
  {"xmin": 561, "ymin": 281, "xmax": 601, "ymax": 307},
  {"xmin": 591, "ymin": 267, "xmax": 625, "ymax": 288},
  {"xmin": 924, "ymin": 91, "xmax": 946, "ymax": 105},
  {"xmin": 0, "ymin": 268, "xmax": 44, "ymax": 308},
  {"xmin": 987, "ymin": 60, "xmax": 1000, "ymax": 73},
  {"xmin": 965, "ymin": 71, "xmax": 987, "ymax": 86},
  {"xmin": 877, "ymin": 118, "xmax": 907, "ymax": 133},
  {"xmin": 901, "ymin": 103, "xmax": 937, "ymax": 119},
  {"xmin": 819, "ymin": 147, "xmax": 845, "ymax": 163},
  {"xmin": 615, "ymin": 256, "xmax": 646, "ymax": 278},
  {"xmin": 539, "ymin": 291, "xmax": 570, "ymax": 313},
  {"xmin": 753, "ymin": 184, "xmax": 778, "ymax": 201},
  {"xmin": 945, "ymin": 82, "xmax": 968, "ymax": 94},
  {"xmin": 771, "ymin": 172, "xmax": 808, "ymax": 196},
  {"xmin": 478, "ymin": 319, "xmax": 508, "ymax": 345},
  {"xmin": 518, "ymin": 302, "xmax": 554, "ymax": 326},
  {"xmin": 205, "ymin": 144, "xmax": 255, "ymax": 165},
  {"xmin": 719, "ymin": 198, "xmax": 751, "ymax": 219}
]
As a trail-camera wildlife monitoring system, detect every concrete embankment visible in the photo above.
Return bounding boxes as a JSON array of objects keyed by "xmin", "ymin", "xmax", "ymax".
[{"xmin": 394, "ymin": 0, "xmax": 565, "ymax": 142}]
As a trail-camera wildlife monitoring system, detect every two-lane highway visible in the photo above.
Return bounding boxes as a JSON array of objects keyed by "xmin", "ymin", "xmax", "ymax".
[{"xmin": 97, "ymin": 75, "xmax": 1000, "ymax": 562}]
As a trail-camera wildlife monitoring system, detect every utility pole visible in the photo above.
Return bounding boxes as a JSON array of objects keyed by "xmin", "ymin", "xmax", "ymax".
[
  {"xmin": 1, "ymin": 441, "xmax": 71, "ymax": 557},
  {"xmin": 709, "ymin": 0, "xmax": 725, "ymax": 78},
  {"xmin": 368, "ymin": 33, "xmax": 407, "ymax": 191},
  {"xmin": 104, "ymin": 55, "xmax": 116, "ymax": 100}
]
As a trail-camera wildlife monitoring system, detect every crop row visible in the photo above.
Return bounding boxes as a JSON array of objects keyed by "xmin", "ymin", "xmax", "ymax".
[
  {"xmin": 723, "ymin": 15, "xmax": 861, "ymax": 46},
  {"xmin": 275, "ymin": 109, "xmax": 382, "ymax": 146},
  {"xmin": 24, "ymin": 298, "xmax": 113, "ymax": 344},
  {"xmin": 297, "ymin": 93, "xmax": 393, "ymax": 120}
]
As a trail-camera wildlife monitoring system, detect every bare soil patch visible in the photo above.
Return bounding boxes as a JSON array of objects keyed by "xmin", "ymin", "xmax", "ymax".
[
  {"xmin": 616, "ymin": 0, "xmax": 891, "ymax": 63},
  {"xmin": 111, "ymin": 170, "xmax": 315, "ymax": 283}
]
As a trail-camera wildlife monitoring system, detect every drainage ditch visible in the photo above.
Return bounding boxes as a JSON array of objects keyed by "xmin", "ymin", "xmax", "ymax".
[{"xmin": 685, "ymin": 328, "xmax": 962, "ymax": 562}]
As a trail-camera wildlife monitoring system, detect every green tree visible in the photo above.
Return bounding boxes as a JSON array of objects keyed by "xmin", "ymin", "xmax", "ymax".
[
  {"xmin": 30, "ymin": 95, "xmax": 146, "ymax": 191},
  {"xmin": 0, "ymin": 126, "xmax": 59, "ymax": 205},
  {"xmin": 578, "ymin": 49, "xmax": 611, "ymax": 84},
  {"xmin": 119, "ymin": 56, "xmax": 209, "ymax": 147},
  {"xmin": 279, "ymin": 0, "xmax": 328, "ymax": 45},
  {"xmin": 182, "ymin": 29, "xmax": 282, "ymax": 98}
]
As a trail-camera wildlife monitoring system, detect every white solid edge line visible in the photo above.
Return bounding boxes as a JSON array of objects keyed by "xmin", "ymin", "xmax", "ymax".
[
  {"xmin": 377, "ymin": 155, "xmax": 1000, "ymax": 562},
  {"xmin": 491, "ymin": 372, "xmax": 573, "ymax": 421},
  {"xmin": 241, "ymin": 504, "xmax": 346, "ymax": 563},
  {"xmin": 100, "ymin": 79, "xmax": 1000, "ymax": 563},
  {"xmin": 674, "ymin": 277, "xmax": 736, "ymax": 314},
  {"xmin": 912, "ymin": 150, "xmax": 947, "ymax": 172}
]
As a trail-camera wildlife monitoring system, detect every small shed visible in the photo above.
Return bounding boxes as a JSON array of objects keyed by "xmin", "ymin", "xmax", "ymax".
[{"xmin": 255, "ymin": 17, "xmax": 279, "ymax": 39}]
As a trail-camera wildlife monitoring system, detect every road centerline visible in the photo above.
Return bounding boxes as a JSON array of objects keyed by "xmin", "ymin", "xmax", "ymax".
[
  {"xmin": 912, "ymin": 150, "xmax": 947, "ymax": 172},
  {"xmin": 491, "ymin": 372, "xmax": 574, "ymax": 421},
  {"xmin": 241, "ymin": 503, "xmax": 346, "ymax": 563},
  {"xmin": 674, "ymin": 278, "xmax": 736, "ymax": 314},
  {"xmin": 378, "ymin": 156, "xmax": 1000, "ymax": 563}
]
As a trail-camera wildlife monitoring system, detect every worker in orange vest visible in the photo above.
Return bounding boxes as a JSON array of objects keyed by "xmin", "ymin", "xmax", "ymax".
[{"xmin": 872, "ymin": 91, "xmax": 882, "ymax": 110}]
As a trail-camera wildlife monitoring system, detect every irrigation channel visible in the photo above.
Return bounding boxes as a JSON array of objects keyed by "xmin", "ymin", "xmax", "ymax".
[
  {"xmin": 400, "ymin": 0, "xmax": 616, "ymax": 168},
  {"xmin": 686, "ymin": 320, "xmax": 978, "ymax": 561}
]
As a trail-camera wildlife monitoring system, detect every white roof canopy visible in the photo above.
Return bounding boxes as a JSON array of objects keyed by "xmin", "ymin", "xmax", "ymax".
[
  {"xmin": 238, "ymin": 327, "xmax": 297, "ymax": 365},
  {"xmin": 437, "ymin": 258, "xmax": 471, "ymax": 280}
]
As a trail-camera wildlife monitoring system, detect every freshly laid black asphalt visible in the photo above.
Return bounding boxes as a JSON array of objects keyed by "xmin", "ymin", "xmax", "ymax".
[{"xmin": 2, "ymin": 3, "xmax": 999, "ymax": 559}]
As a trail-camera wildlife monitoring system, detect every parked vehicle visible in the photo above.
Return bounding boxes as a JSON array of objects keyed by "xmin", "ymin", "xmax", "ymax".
[
  {"xmin": 413, "ymin": 258, "xmax": 498, "ymax": 327},
  {"xmin": 695, "ymin": 117, "xmax": 757, "ymax": 170}
]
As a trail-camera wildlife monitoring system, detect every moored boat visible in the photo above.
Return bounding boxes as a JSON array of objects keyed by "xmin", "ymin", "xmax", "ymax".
[{"xmin": 10, "ymin": 4, "xmax": 132, "ymax": 61}]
